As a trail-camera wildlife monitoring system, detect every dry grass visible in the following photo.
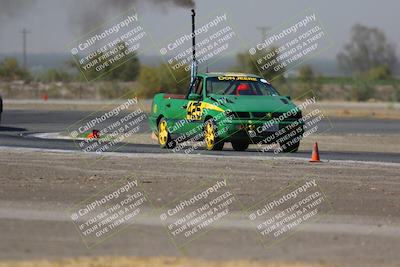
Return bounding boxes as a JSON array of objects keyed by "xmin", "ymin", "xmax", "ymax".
[
  {"xmin": 0, "ymin": 257, "xmax": 336, "ymax": 267},
  {"xmin": 308, "ymin": 101, "xmax": 400, "ymax": 120}
]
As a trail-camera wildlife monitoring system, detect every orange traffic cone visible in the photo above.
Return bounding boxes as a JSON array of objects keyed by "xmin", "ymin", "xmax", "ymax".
[{"xmin": 310, "ymin": 142, "xmax": 321, "ymax": 162}]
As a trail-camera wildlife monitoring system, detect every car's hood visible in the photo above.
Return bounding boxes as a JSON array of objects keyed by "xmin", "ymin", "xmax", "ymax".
[{"xmin": 208, "ymin": 94, "xmax": 298, "ymax": 113}]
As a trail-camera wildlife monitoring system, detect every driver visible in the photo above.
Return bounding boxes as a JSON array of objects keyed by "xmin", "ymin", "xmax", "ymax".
[{"xmin": 235, "ymin": 83, "xmax": 252, "ymax": 95}]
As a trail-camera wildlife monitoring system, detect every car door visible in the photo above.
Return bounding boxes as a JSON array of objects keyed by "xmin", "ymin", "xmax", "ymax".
[
  {"xmin": 163, "ymin": 95, "xmax": 188, "ymax": 135},
  {"xmin": 185, "ymin": 77, "xmax": 204, "ymax": 134},
  {"xmin": 165, "ymin": 77, "xmax": 201, "ymax": 135}
]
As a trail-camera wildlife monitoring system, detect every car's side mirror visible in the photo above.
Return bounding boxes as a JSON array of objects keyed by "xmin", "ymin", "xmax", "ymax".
[
  {"xmin": 285, "ymin": 96, "xmax": 291, "ymax": 100},
  {"xmin": 188, "ymin": 93, "xmax": 201, "ymax": 101}
]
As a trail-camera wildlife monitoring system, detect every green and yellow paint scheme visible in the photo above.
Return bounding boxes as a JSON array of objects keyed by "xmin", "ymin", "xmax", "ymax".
[{"xmin": 149, "ymin": 72, "xmax": 304, "ymax": 152}]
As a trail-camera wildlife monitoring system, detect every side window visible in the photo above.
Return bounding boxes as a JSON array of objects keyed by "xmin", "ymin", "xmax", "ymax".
[
  {"xmin": 195, "ymin": 78, "xmax": 203, "ymax": 95},
  {"xmin": 189, "ymin": 78, "xmax": 197, "ymax": 94},
  {"xmin": 189, "ymin": 78, "xmax": 203, "ymax": 97}
]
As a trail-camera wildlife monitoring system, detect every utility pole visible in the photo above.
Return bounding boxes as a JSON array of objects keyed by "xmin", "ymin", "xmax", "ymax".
[
  {"xmin": 256, "ymin": 26, "xmax": 270, "ymax": 43},
  {"xmin": 20, "ymin": 28, "xmax": 31, "ymax": 70}
]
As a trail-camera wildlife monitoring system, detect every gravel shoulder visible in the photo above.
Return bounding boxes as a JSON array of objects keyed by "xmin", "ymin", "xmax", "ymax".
[{"xmin": 0, "ymin": 148, "xmax": 399, "ymax": 266}]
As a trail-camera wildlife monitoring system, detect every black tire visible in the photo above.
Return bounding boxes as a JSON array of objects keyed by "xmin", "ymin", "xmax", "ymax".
[
  {"xmin": 204, "ymin": 119, "xmax": 224, "ymax": 151},
  {"xmin": 157, "ymin": 118, "xmax": 176, "ymax": 149},
  {"xmin": 213, "ymin": 141, "xmax": 225, "ymax": 151},
  {"xmin": 231, "ymin": 140, "xmax": 249, "ymax": 151}
]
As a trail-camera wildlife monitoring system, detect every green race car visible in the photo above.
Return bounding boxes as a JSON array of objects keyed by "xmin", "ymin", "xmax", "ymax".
[{"xmin": 149, "ymin": 72, "xmax": 304, "ymax": 152}]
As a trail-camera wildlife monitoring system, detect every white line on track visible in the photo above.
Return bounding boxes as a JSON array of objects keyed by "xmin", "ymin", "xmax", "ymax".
[{"xmin": 1, "ymin": 145, "xmax": 400, "ymax": 167}]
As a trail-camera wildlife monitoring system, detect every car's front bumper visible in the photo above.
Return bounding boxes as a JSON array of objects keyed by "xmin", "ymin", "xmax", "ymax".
[{"xmin": 216, "ymin": 119, "xmax": 304, "ymax": 143}]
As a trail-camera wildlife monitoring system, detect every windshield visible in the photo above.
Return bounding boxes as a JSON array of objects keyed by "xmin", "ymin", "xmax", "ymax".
[{"xmin": 206, "ymin": 76, "xmax": 280, "ymax": 96}]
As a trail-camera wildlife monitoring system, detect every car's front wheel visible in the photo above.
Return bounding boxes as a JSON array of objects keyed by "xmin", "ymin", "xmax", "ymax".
[
  {"xmin": 204, "ymin": 119, "xmax": 224, "ymax": 151},
  {"xmin": 231, "ymin": 140, "xmax": 249, "ymax": 151},
  {"xmin": 158, "ymin": 118, "xmax": 176, "ymax": 149}
]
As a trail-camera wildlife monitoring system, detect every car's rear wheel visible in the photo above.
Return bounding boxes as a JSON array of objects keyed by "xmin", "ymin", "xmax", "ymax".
[
  {"xmin": 204, "ymin": 119, "xmax": 224, "ymax": 151},
  {"xmin": 158, "ymin": 118, "xmax": 175, "ymax": 149},
  {"xmin": 231, "ymin": 140, "xmax": 249, "ymax": 151}
]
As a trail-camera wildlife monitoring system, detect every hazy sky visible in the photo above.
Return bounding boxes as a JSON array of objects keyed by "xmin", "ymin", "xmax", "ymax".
[{"xmin": 0, "ymin": 0, "xmax": 398, "ymax": 59}]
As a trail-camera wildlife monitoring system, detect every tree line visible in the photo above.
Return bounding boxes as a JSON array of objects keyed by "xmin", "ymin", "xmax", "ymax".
[{"xmin": 0, "ymin": 23, "xmax": 398, "ymax": 101}]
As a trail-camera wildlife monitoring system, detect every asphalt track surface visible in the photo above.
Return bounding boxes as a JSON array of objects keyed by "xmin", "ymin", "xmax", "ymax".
[{"xmin": 1, "ymin": 109, "xmax": 400, "ymax": 163}]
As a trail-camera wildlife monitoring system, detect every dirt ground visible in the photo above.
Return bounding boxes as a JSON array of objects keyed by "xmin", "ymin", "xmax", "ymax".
[
  {"xmin": 0, "ymin": 256, "xmax": 341, "ymax": 267},
  {"xmin": 0, "ymin": 148, "xmax": 399, "ymax": 267}
]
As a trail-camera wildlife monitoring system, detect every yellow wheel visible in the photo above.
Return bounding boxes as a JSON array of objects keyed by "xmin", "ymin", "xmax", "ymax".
[
  {"xmin": 204, "ymin": 119, "xmax": 224, "ymax": 151},
  {"xmin": 158, "ymin": 118, "xmax": 175, "ymax": 149}
]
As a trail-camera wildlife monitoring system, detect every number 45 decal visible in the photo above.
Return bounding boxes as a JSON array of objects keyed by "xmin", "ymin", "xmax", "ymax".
[{"xmin": 186, "ymin": 101, "xmax": 203, "ymax": 121}]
